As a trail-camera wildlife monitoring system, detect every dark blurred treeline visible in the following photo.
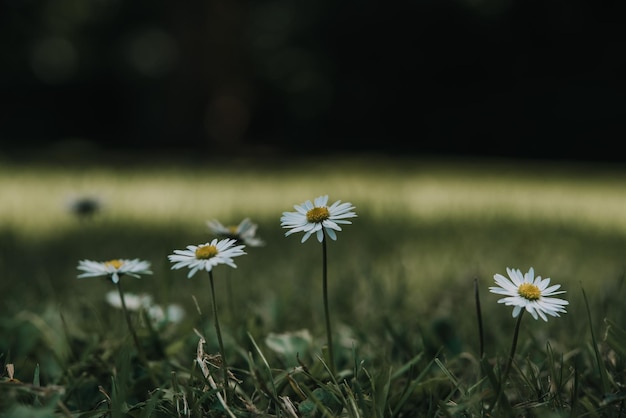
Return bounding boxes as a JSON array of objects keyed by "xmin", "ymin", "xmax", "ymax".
[{"xmin": 1, "ymin": 0, "xmax": 625, "ymax": 162}]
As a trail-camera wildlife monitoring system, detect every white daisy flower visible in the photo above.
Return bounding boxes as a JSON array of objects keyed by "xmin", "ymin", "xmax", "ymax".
[
  {"xmin": 168, "ymin": 238, "xmax": 246, "ymax": 278},
  {"xmin": 207, "ymin": 218, "xmax": 265, "ymax": 247},
  {"xmin": 77, "ymin": 258, "xmax": 153, "ymax": 284},
  {"xmin": 489, "ymin": 267, "xmax": 569, "ymax": 322},
  {"xmin": 280, "ymin": 195, "xmax": 357, "ymax": 243}
]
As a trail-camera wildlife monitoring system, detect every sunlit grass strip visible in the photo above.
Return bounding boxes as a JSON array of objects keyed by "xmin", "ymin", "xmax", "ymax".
[{"xmin": 3, "ymin": 158, "xmax": 626, "ymax": 238}]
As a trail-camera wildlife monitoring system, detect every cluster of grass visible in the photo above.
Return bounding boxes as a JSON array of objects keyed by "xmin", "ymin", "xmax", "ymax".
[{"xmin": 1, "ymin": 156, "xmax": 626, "ymax": 417}]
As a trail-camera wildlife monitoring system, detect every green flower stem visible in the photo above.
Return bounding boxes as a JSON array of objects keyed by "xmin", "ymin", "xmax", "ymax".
[
  {"xmin": 504, "ymin": 310, "xmax": 524, "ymax": 381},
  {"xmin": 225, "ymin": 269, "xmax": 236, "ymax": 323},
  {"xmin": 321, "ymin": 233, "xmax": 336, "ymax": 376},
  {"xmin": 209, "ymin": 271, "xmax": 229, "ymax": 401},
  {"xmin": 117, "ymin": 279, "xmax": 144, "ymax": 359},
  {"xmin": 116, "ymin": 279, "xmax": 158, "ymax": 387},
  {"xmin": 493, "ymin": 310, "xmax": 524, "ymax": 411},
  {"xmin": 474, "ymin": 278, "xmax": 484, "ymax": 360}
]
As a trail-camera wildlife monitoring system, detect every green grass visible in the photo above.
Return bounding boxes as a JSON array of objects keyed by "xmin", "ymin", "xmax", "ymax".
[{"xmin": 1, "ymin": 155, "xmax": 626, "ymax": 417}]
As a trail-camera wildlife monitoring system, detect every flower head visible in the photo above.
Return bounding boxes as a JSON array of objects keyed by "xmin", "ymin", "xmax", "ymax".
[
  {"xmin": 77, "ymin": 258, "xmax": 152, "ymax": 284},
  {"xmin": 281, "ymin": 195, "xmax": 357, "ymax": 243},
  {"xmin": 207, "ymin": 218, "xmax": 265, "ymax": 247},
  {"xmin": 489, "ymin": 267, "xmax": 569, "ymax": 321},
  {"xmin": 168, "ymin": 238, "xmax": 246, "ymax": 278}
]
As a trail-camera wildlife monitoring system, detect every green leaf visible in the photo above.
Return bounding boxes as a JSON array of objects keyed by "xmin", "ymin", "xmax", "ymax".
[{"xmin": 32, "ymin": 364, "xmax": 40, "ymax": 387}]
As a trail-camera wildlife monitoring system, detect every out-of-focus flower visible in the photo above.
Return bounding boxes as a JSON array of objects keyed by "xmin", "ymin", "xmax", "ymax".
[
  {"xmin": 147, "ymin": 304, "xmax": 186, "ymax": 326},
  {"xmin": 105, "ymin": 290, "xmax": 185, "ymax": 327},
  {"xmin": 105, "ymin": 290, "xmax": 152, "ymax": 311},
  {"xmin": 207, "ymin": 218, "xmax": 265, "ymax": 247},
  {"xmin": 66, "ymin": 195, "xmax": 102, "ymax": 220}
]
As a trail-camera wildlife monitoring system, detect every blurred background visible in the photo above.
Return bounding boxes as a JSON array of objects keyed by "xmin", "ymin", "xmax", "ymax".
[{"xmin": 1, "ymin": 0, "xmax": 625, "ymax": 163}]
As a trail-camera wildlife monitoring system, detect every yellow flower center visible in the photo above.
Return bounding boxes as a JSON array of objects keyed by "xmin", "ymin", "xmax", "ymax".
[
  {"xmin": 306, "ymin": 207, "xmax": 330, "ymax": 223},
  {"xmin": 518, "ymin": 283, "xmax": 541, "ymax": 300},
  {"xmin": 196, "ymin": 245, "xmax": 218, "ymax": 259},
  {"xmin": 228, "ymin": 226, "xmax": 238, "ymax": 234},
  {"xmin": 105, "ymin": 260, "xmax": 124, "ymax": 269}
]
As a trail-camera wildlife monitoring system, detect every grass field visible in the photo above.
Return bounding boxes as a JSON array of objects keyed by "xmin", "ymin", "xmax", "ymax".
[{"xmin": 1, "ymin": 155, "xmax": 626, "ymax": 417}]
